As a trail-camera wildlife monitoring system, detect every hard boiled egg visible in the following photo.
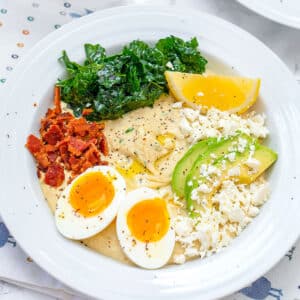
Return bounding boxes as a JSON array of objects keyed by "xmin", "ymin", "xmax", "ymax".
[
  {"xmin": 55, "ymin": 166, "xmax": 126, "ymax": 240},
  {"xmin": 116, "ymin": 187, "xmax": 175, "ymax": 269}
]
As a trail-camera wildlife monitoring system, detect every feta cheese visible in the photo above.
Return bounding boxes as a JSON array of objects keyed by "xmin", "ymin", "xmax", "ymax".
[
  {"xmin": 200, "ymin": 164, "xmax": 208, "ymax": 177},
  {"xmin": 207, "ymin": 165, "xmax": 221, "ymax": 176},
  {"xmin": 248, "ymin": 206, "xmax": 260, "ymax": 217},
  {"xmin": 227, "ymin": 152, "xmax": 236, "ymax": 162},
  {"xmin": 183, "ymin": 108, "xmax": 199, "ymax": 122},
  {"xmin": 174, "ymin": 218, "xmax": 193, "ymax": 236},
  {"xmin": 173, "ymin": 105, "xmax": 270, "ymax": 263},
  {"xmin": 185, "ymin": 247, "xmax": 199, "ymax": 257},
  {"xmin": 198, "ymin": 183, "xmax": 212, "ymax": 194},
  {"xmin": 166, "ymin": 61, "xmax": 174, "ymax": 69},
  {"xmin": 251, "ymin": 182, "xmax": 269, "ymax": 206},
  {"xmin": 237, "ymin": 137, "xmax": 248, "ymax": 153},
  {"xmin": 245, "ymin": 157, "xmax": 261, "ymax": 173},
  {"xmin": 173, "ymin": 254, "xmax": 186, "ymax": 264},
  {"xmin": 179, "ymin": 106, "xmax": 268, "ymax": 143},
  {"xmin": 228, "ymin": 165, "xmax": 241, "ymax": 177},
  {"xmin": 172, "ymin": 101, "xmax": 183, "ymax": 108},
  {"xmin": 179, "ymin": 118, "xmax": 192, "ymax": 135}
]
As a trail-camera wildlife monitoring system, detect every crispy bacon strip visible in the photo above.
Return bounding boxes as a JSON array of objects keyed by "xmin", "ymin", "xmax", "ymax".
[
  {"xmin": 26, "ymin": 134, "xmax": 42, "ymax": 154},
  {"xmin": 82, "ymin": 108, "xmax": 93, "ymax": 116},
  {"xmin": 45, "ymin": 163, "xmax": 65, "ymax": 187},
  {"xmin": 54, "ymin": 86, "xmax": 61, "ymax": 114}
]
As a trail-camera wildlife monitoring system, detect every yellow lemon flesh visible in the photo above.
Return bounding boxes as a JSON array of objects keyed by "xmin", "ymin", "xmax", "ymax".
[{"xmin": 165, "ymin": 71, "xmax": 260, "ymax": 114}]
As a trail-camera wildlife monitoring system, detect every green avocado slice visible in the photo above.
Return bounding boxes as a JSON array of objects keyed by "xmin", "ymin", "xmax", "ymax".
[
  {"xmin": 184, "ymin": 135, "xmax": 277, "ymax": 216},
  {"xmin": 171, "ymin": 137, "xmax": 217, "ymax": 197},
  {"xmin": 184, "ymin": 133, "xmax": 247, "ymax": 213}
]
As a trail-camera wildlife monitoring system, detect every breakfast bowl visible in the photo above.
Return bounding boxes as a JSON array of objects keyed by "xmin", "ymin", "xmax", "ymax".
[{"xmin": 1, "ymin": 5, "xmax": 300, "ymax": 300}]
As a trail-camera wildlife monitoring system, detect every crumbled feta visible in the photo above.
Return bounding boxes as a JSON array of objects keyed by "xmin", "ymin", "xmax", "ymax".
[
  {"xmin": 172, "ymin": 105, "xmax": 270, "ymax": 263},
  {"xmin": 200, "ymin": 164, "xmax": 209, "ymax": 177},
  {"xmin": 173, "ymin": 254, "xmax": 186, "ymax": 264},
  {"xmin": 172, "ymin": 101, "xmax": 183, "ymax": 108},
  {"xmin": 198, "ymin": 183, "xmax": 212, "ymax": 194},
  {"xmin": 237, "ymin": 137, "xmax": 248, "ymax": 153},
  {"xmin": 179, "ymin": 107, "xmax": 268, "ymax": 144},
  {"xmin": 197, "ymin": 91, "xmax": 204, "ymax": 97},
  {"xmin": 245, "ymin": 157, "xmax": 261, "ymax": 173},
  {"xmin": 221, "ymin": 159, "xmax": 227, "ymax": 170},
  {"xmin": 227, "ymin": 152, "xmax": 236, "ymax": 162},
  {"xmin": 174, "ymin": 217, "xmax": 193, "ymax": 236},
  {"xmin": 174, "ymin": 178, "xmax": 269, "ymax": 260},
  {"xmin": 207, "ymin": 165, "xmax": 221, "ymax": 176},
  {"xmin": 182, "ymin": 108, "xmax": 199, "ymax": 122},
  {"xmin": 190, "ymin": 189, "xmax": 199, "ymax": 201},
  {"xmin": 185, "ymin": 247, "xmax": 199, "ymax": 257},
  {"xmin": 248, "ymin": 206, "xmax": 260, "ymax": 217},
  {"xmin": 228, "ymin": 165, "xmax": 241, "ymax": 177},
  {"xmin": 179, "ymin": 118, "xmax": 192, "ymax": 135},
  {"xmin": 166, "ymin": 61, "xmax": 174, "ymax": 69},
  {"xmin": 173, "ymin": 193, "xmax": 184, "ymax": 208},
  {"xmin": 250, "ymin": 182, "xmax": 270, "ymax": 206}
]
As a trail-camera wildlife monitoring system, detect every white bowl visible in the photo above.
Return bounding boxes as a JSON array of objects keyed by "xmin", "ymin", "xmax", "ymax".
[
  {"xmin": 1, "ymin": 5, "xmax": 300, "ymax": 300},
  {"xmin": 237, "ymin": 0, "xmax": 300, "ymax": 29}
]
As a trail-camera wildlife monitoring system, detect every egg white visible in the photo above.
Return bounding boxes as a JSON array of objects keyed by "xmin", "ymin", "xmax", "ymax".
[
  {"xmin": 55, "ymin": 166, "xmax": 126, "ymax": 240},
  {"xmin": 116, "ymin": 187, "xmax": 175, "ymax": 269}
]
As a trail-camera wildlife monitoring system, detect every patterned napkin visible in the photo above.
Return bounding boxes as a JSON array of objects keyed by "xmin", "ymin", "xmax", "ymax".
[{"xmin": 0, "ymin": 1, "xmax": 299, "ymax": 299}]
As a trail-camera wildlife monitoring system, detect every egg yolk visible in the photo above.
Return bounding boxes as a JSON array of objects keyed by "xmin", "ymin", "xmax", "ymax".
[
  {"xmin": 69, "ymin": 171, "xmax": 115, "ymax": 218},
  {"xmin": 126, "ymin": 198, "xmax": 170, "ymax": 243},
  {"xmin": 116, "ymin": 159, "xmax": 149, "ymax": 180}
]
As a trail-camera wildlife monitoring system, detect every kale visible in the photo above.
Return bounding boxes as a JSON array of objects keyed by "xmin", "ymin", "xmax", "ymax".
[{"xmin": 57, "ymin": 36, "xmax": 207, "ymax": 120}]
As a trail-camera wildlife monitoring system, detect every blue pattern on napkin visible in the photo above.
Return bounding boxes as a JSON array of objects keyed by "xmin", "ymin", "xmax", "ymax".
[
  {"xmin": 0, "ymin": 223, "xmax": 16, "ymax": 248},
  {"xmin": 239, "ymin": 277, "xmax": 283, "ymax": 299}
]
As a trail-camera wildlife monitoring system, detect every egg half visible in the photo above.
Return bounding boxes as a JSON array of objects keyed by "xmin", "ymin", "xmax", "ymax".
[
  {"xmin": 116, "ymin": 187, "xmax": 175, "ymax": 269},
  {"xmin": 55, "ymin": 166, "xmax": 126, "ymax": 240}
]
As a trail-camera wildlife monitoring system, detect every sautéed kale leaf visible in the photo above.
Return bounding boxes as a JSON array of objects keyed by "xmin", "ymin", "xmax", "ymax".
[{"xmin": 57, "ymin": 36, "xmax": 207, "ymax": 120}]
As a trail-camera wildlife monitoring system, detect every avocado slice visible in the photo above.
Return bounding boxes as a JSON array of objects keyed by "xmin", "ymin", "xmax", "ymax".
[
  {"xmin": 171, "ymin": 137, "xmax": 217, "ymax": 197},
  {"xmin": 184, "ymin": 133, "xmax": 249, "ymax": 212},
  {"xmin": 184, "ymin": 136, "xmax": 277, "ymax": 215},
  {"xmin": 238, "ymin": 143, "xmax": 277, "ymax": 183}
]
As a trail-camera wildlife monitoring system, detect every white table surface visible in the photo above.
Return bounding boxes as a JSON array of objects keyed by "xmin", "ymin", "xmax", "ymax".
[{"xmin": 0, "ymin": 0, "xmax": 299, "ymax": 299}]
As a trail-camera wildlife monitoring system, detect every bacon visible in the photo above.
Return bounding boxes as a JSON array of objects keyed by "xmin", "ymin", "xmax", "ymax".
[
  {"xmin": 99, "ymin": 136, "xmax": 109, "ymax": 156},
  {"xmin": 68, "ymin": 156, "xmax": 82, "ymax": 173},
  {"xmin": 26, "ymin": 86, "xmax": 109, "ymax": 187},
  {"xmin": 82, "ymin": 108, "xmax": 93, "ymax": 116},
  {"xmin": 26, "ymin": 134, "xmax": 42, "ymax": 154},
  {"xmin": 43, "ymin": 144, "xmax": 57, "ymax": 153},
  {"xmin": 56, "ymin": 112, "xmax": 73, "ymax": 123},
  {"xmin": 54, "ymin": 86, "xmax": 62, "ymax": 114},
  {"xmin": 81, "ymin": 161, "xmax": 93, "ymax": 173},
  {"xmin": 58, "ymin": 142, "xmax": 69, "ymax": 165},
  {"xmin": 48, "ymin": 152, "xmax": 58, "ymax": 163},
  {"xmin": 68, "ymin": 137, "xmax": 90, "ymax": 156},
  {"xmin": 85, "ymin": 143, "xmax": 101, "ymax": 165},
  {"xmin": 44, "ymin": 163, "xmax": 65, "ymax": 187},
  {"xmin": 34, "ymin": 152, "xmax": 50, "ymax": 170},
  {"xmin": 42, "ymin": 124, "xmax": 63, "ymax": 145},
  {"xmin": 67, "ymin": 118, "xmax": 91, "ymax": 137}
]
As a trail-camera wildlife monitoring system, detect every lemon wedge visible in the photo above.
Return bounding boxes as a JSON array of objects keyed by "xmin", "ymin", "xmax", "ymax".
[{"xmin": 165, "ymin": 71, "xmax": 260, "ymax": 114}]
